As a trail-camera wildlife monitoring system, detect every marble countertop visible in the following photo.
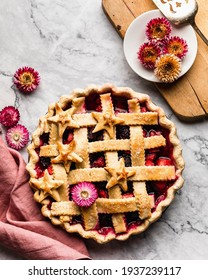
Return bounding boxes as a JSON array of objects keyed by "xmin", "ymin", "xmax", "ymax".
[{"xmin": 0, "ymin": 0, "xmax": 208, "ymax": 260}]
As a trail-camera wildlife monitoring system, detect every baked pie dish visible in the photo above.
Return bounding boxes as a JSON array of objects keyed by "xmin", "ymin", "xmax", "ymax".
[{"xmin": 27, "ymin": 84, "xmax": 184, "ymax": 243}]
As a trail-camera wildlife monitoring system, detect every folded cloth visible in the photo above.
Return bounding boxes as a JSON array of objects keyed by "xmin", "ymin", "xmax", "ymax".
[{"xmin": 0, "ymin": 136, "xmax": 90, "ymax": 260}]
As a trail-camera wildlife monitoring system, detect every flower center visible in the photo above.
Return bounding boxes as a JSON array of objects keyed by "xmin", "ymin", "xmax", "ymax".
[
  {"xmin": 153, "ymin": 25, "xmax": 166, "ymax": 38},
  {"xmin": 13, "ymin": 133, "xmax": 20, "ymax": 141},
  {"xmin": 21, "ymin": 73, "xmax": 34, "ymax": 85},
  {"xmin": 81, "ymin": 190, "xmax": 89, "ymax": 199},
  {"xmin": 155, "ymin": 26, "xmax": 162, "ymax": 33},
  {"xmin": 164, "ymin": 62, "xmax": 173, "ymax": 72},
  {"xmin": 145, "ymin": 49, "xmax": 153, "ymax": 57}
]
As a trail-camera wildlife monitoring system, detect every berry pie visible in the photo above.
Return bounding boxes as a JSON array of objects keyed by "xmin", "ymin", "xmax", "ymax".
[{"xmin": 27, "ymin": 84, "xmax": 184, "ymax": 243}]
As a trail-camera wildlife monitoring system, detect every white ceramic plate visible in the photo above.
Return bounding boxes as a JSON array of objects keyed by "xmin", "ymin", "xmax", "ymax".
[{"xmin": 123, "ymin": 9, "xmax": 198, "ymax": 82}]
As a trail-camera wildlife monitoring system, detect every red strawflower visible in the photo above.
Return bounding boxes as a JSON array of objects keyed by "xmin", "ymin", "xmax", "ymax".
[
  {"xmin": 137, "ymin": 42, "xmax": 162, "ymax": 69},
  {"xmin": 164, "ymin": 36, "xmax": 188, "ymax": 59},
  {"xmin": 146, "ymin": 17, "xmax": 171, "ymax": 40},
  {"xmin": 13, "ymin": 66, "xmax": 40, "ymax": 93},
  {"xmin": 0, "ymin": 106, "xmax": 20, "ymax": 127}
]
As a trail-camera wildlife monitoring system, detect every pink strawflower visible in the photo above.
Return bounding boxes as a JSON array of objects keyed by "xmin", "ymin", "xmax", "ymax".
[
  {"xmin": 146, "ymin": 17, "xmax": 171, "ymax": 40},
  {"xmin": 137, "ymin": 42, "xmax": 162, "ymax": 69},
  {"xmin": 6, "ymin": 124, "xmax": 29, "ymax": 150},
  {"xmin": 71, "ymin": 182, "xmax": 98, "ymax": 207},
  {"xmin": 0, "ymin": 106, "xmax": 20, "ymax": 127},
  {"xmin": 164, "ymin": 36, "xmax": 188, "ymax": 59},
  {"xmin": 13, "ymin": 66, "xmax": 40, "ymax": 93}
]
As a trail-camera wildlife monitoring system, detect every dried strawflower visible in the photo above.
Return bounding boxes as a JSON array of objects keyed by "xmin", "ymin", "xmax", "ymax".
[
  {"xmin": 154, "ymin": 54, "xmax": 181, "ymax": 83},
  {"xmin": 13, "ymin": 66, "xmax": 40, "ymax": 93},
  {"xmin": 146, "ymin": 17, "xmax": 171, "ymax": 40},
  {"xmin": 137, "ymin": 42, "xmax": 162, "ymax": 69},
  {"xmin": 0, "ymin": 106, "xmax": 20, "ymax": 127},
  {"xmin": 6, "ymin": 124, "xmax": 29, "ymax": 150},
  {"xmin": 71, "ymin": 182, "xmax": 98, "ymax": 207},
  {"xmin": 164, "ymin": 36, "xmax": 188, "ymax": 59}
]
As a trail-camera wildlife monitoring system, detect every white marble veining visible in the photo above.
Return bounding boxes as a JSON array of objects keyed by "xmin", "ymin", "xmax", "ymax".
[{"xmin": 0, "ymin": 0, "xmax": 208, "ymax": 260}]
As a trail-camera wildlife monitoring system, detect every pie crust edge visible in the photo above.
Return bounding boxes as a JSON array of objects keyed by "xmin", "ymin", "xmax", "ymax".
[{"xmin": 26, "ymin": 83, "xmax": 185, "ymax": 244}]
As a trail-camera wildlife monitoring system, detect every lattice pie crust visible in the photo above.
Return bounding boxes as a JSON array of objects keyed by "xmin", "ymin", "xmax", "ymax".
[{"xmin": 27, "ymin": 84, "xmax": 184, "ymax": 243}]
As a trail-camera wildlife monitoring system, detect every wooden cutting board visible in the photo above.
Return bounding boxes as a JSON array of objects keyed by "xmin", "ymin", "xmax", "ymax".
[{"xmin": 102, "ymin": 0, "xmax": 208, "ymax": 121}]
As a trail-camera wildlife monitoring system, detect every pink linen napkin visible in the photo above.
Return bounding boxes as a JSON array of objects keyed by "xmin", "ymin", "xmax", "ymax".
[{"xmin": 0, "ymin": 136, "xmax": 90, "ymax": 260}]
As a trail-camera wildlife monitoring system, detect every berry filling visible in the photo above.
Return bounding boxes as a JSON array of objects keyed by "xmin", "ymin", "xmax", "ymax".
[
  {"xmin": 88, "ymin": 127, "xmax": 103, "ymax": 142},
  {"xmin": 39, "ymin": 133, "xmax": 49, "ymax": 146},
  {"xmin": 35, "ymin": 157, "xmax": 53, "ymax": 178},
  {"xmin": 125, "ymin": 212, "xmax": 142, "ymax": 230},
  {"xmin": 116, "ymin": 125, "xmax": 130, "ymax": 139},
  {"xmin": 118, "ymin": 151, "xmax": 132, "ymax": 167},
  {"xmin": 68, "ymin": 96, "xmax": 175, "ymax": 233},
  {"xmin": 85, "ymin": 93, "xmax": 102, "ymax": 112},
  {"xmin": 94, "ymin": 182, "xmax": 109, "ymax": 198},
  {"xmin": 63, "ymin": 129, "xmax": 74, "ymax": 144},
  {"xmin": 112, "ymin": 95, "xmax": 129, "ymax": 113},
  {"xmin": 36, "ymin": 92, "xmax": 176, "ymax": 234},
  {"xmin": 98, "ymin": 214, "xmax": 114, "ymax": 235},
  {"xmin": 90, "ymin": 152, "xmax": 106, "ymax": 168}
]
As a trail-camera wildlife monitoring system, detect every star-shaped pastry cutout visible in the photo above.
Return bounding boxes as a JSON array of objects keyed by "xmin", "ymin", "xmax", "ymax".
[
  {"xmin": 31, "ymin": 170, "xmax": 64, "ymax": 202},
  {"xmin": 92, "ymin": 110, "xmax": 124, "ymax": 138},
  {"xmin": 48, "ymin": 103, "xmax": 79, "ymax": 137},
  {"xmin": 51, "ymin": 141, "xmax": 83, "ymax": 172},
  {"xmin": 105, "ymin": 158, "xmax": 135, "ymax": 191}
]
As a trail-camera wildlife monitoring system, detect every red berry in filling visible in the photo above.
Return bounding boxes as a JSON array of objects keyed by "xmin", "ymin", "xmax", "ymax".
[
  {"xmin": 140, "ymin": 106, "xmax": 147, "ymax": 113},
  {"xmin": 39, "ymin": 133, "xmax": 49, "ymax": 146},
  {"xmin": 35, "ymin": 163, "xmax": 44, "ymax": 178},
  {"xmin": 149, "ymin": 129, "xmax": 161, "ymax": 137},
  {"xmin": 63, "ymin": 129, "xmax": 74, "ymax": 144},
  {"xmin": 113, "ymin": 96, "xmax": 128, "ymax": 113},
  {"xmin": 143, "ymin": 129, "xmax": 148, "ymax": 137},
  {"xmin": 116, "ymin": 125, "xmax": 130, "ymax": 139},
  {"xmin": 47, "ymin": 165, "xmax": 53, "ymax": 175},
  {"xmin": 39, "ymin": 157, "xmax": 51, "ymax": 169},
  {"xmin": 95, "ymin": 104, "xmax": 102, "ymax": 112},
  {"xmin": 118, "ymin": 151, "xmax": 131, "ymax": 167},
  {"xmin": 98, "ymin": 227, "xmax": 114, "ymax": 235},
  {"xmin": 145, "ymin": 159, "xmax": 155, "ymax": 166},
  {"xmin": 35, "ymin": 160, "xmax": 53, "ymax": 178},
  {"xmin": 154, "ymin": 181, "xmax": 167, "ymax": 192},
  {"xmin": 146, "ymin": 152, "xmax": 157, "ymax": 162},
  {"xmin": 88, "ymin": 127, "xmax": 103, "ymax": 142},
  {"xmin": 91, "ymin": 156, "xmax": 105, "ymax": 168},
  {"xmin": 98, "ymin": 214, "xmax": 113, "ymax": 230},
  {"xmin": 156, "ymin": 157, "xmax": 172, "ymax": 166},
  {"xmin": 85, "ymin": 93, "xmax": 102, "ymax": 112},
  {"xmin": 0, "ymin": 106, "xmax": 20, "ymax": 127},
  {"xmin": 125, "ymin": 211, "xmax": 141, "ymax": 228},
  {"xmin": 99, "ymin": 189, "xmax": 108, "ymax": 198},
  {"xmin": 155, "ymin": 193, "xmax": 167, "ymax": 207}
]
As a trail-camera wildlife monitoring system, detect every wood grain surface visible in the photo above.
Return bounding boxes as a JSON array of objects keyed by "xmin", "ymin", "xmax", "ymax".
[{"xmin": 102, "ymin": 0, "xmax": 208, "ymax": 121}]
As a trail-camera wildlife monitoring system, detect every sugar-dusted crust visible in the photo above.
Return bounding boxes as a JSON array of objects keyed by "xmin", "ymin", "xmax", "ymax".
[{"xmin": 27, "ymin": 84, "xmax": 184, "ymax": 244}]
